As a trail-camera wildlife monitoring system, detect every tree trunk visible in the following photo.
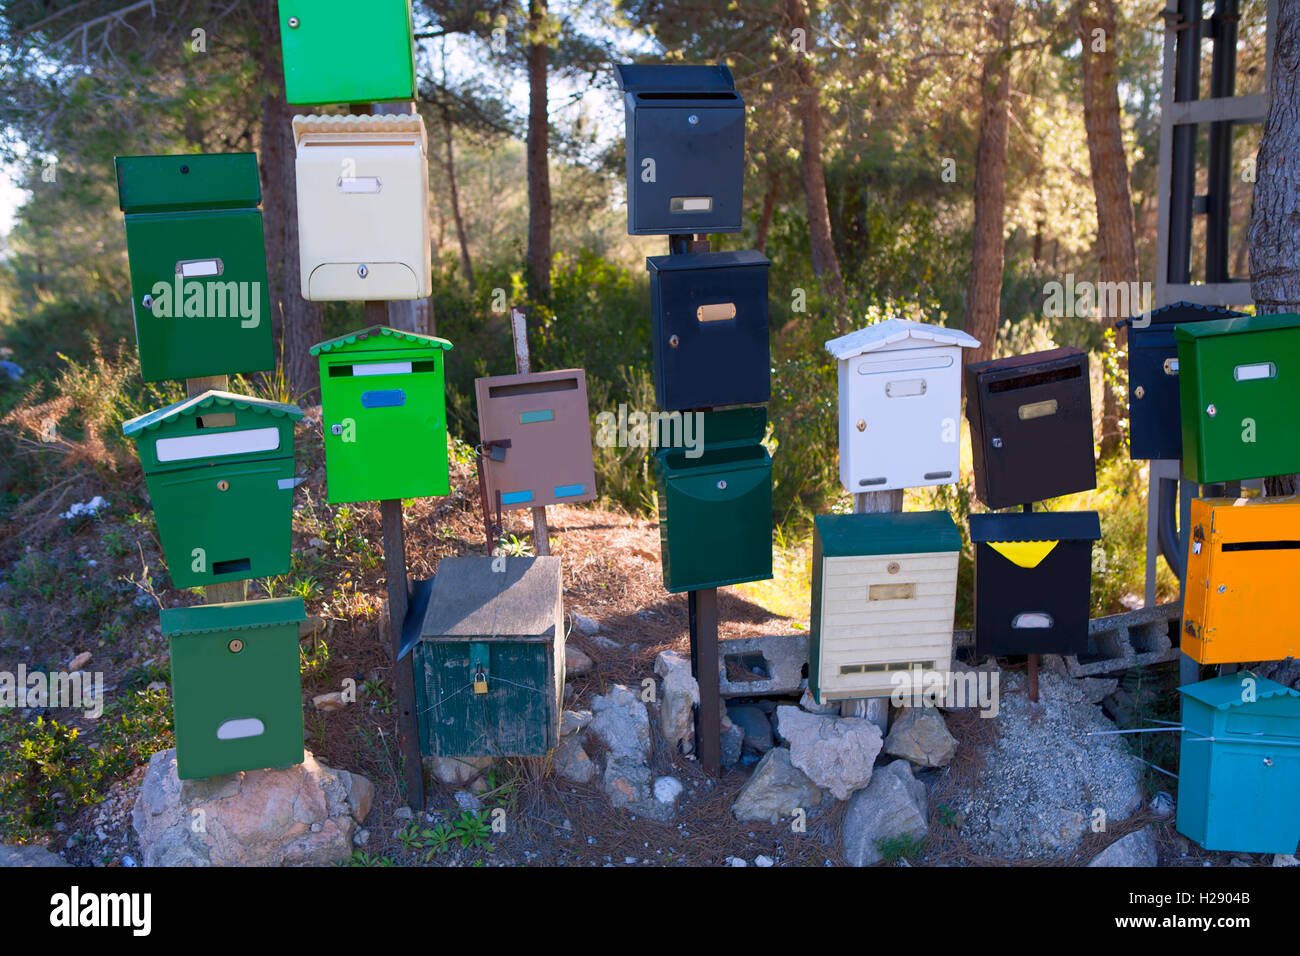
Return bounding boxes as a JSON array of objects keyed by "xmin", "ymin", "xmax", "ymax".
[
  {"xmin": 1250, "ymin": 0, "xmax": 1300, "ymax": 495},
  {"xmin": 526, "ymin": 0, "xmax": 552, "ymax": 302},
  {"xmin": 440, "ymin": 107, "xmax": 475, "ymax": 292},
  {"xmin": 786, "ymin": 0, "xmax": 846, "ymax": 324},
  {"xmin": 257, "ymin": 0, "xmax": 322, "ymax": 402},
  {"xmin": 1078, "ymin": 0, "xmax": 1139, "ymax": 458},
  {"xmin": 962, "ymin": 0, "xmax": 1015, "ymax": 370},
  {"xmin": 756, "ymin": 173, "xmax": 780, "ymax": 255}
]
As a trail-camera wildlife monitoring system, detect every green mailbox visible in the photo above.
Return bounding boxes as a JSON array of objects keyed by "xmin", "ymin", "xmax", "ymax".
[
  {"xmin": 122, "ymin": 390, "xmax": 303, "ymax": 590},
  {"xmin": 311, "ymin": 326, "xmax": 453, "ymax": 504},
  {"xmin": 412, "ymin": 557, "xmax": 564, "ymax": 757},
  {"xmin": 278, "ymin": 0, "xmax": 416, "ymax": 106},
  {"xmin": 162, "ymin": 597, "xmax": 306, "ymax": 780},
  {"xmin": 1176, "ymin": 312, "xmax": 1300, "ymax": 483},
  {"xmin": 653, "ymin": 407, "xmax": 773, "ymax": 593},
  {"xmin": 115, "ymin": 153, "xmax": 273, "ymax": 383}
]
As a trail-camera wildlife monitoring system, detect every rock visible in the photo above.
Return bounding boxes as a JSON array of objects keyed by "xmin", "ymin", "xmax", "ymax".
[
  {"xmin": 590, "ymin": 684, "xmax": 651, "ymax": 764},
  {"xmin": 299, "ymin": 616, "xmax": 327, "ymax": 639},
  {"xmin": 132, "ymin": 749, "xmax": 372, "ymax": 866},
  {"xmin": 726, "ymin": 856, "xmax": 748, "ymax": 867},
  {"xmin": 719, "ymin": 634, "xmax": 809, "ymax": 698},
  {"xmin": 565, "ymin": 644, "xmax": 594, "ymax": 677},
  {"xmin": 654, "ymin": 650, "xmax": 699, "ymax": 755},
  {"xmin": 1073, "ymin": 676, "xmax": 1119, "ymax": 705},
  {"xmin": 654, "ymin": 776, "xmax": 684, "ymax": 805},
  {"xmin": 754, "ymin": 854, "xmax": 774, "ymax": 867},
  {"xmin": 776, "ymin": 706, "xmax": 883, "ymax": 800},
  {"xmin": 353, "ymin": 828, "xmax": 369, "ymax": 847},
  {"xmin": 588, "ymin": 635, "xmax": 620, "ymax": 650},
  {"xmin": 572, "ymin": 612, "xmax": 601, "ymax": 635},
  {"xmin": 731, "ymin": 748, "xmax": 823, "ymax": 824},
  {"xmin": 554, "ymin": 737, "xmax": 595, "ymax": 784},
  {"xmin": 1273, "ymin": 854, "xmax": 1299, "ymax": 867},
  {"xmin": 312, "ymin": 692, "xmax": 347, "ymax": 712},
  {"xmin": 1088, "ymin": 828, "xmax": 1158, "ymax": 867},
  {"xmin": 884, "ymin": 707, "xmax": 957, "ymax": 768},
  {"xmin": 560, "ymin": 709, "xmax": 592, "ymax": 737},
  {"xmin": 799, "ymin": 688, "xmax": 840, "ymax": 715},
  {"xmin": 468, "ymin": 776, "xmax": 489, "ymax": 795},
  {"xmin": 727, "ymin": 704, "xmax": 774, "ymax": 754},
  {"xmin": 842, "ymin": 760, "xmax": 929, "ymax": 867},
  {"xmin": 603, "ymin": 757, "xmax": 652, "ymax": 811},
  {"xmin": 67, "ymin": 652, "xmax": 92, "ymax": 672},
  {"xmin": 425, "ymin": 755, "xmax": 493, "ymax": 787},
  {"xmin": 453, "ymin": 791, "xmax": 483, "ymax": 811},
  {"xmin": 1149, "ymin": 791, "xmax": 1175, "ymax": 818},
  {"xmin": 0, "ymin": 845, "xmax": 69, "ymax": 867},
  {"xmin": 720, "ymin": 717, "xmax": 744, "ymax": 769},
  {"xmin": 394, "ymin": 807, "xmax": 413, "ymax": 821}
]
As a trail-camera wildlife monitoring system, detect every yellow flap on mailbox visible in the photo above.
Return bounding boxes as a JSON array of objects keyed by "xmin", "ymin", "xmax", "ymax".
[{"xmin": 988, "ymin": 540, "xmax": 1059, "ymax": 568}]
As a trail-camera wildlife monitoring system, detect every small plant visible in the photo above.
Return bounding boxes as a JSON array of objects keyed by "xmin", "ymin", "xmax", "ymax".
[
  {"xmin": 300, "ymin": 638, "xmax": 331, "ymax": 680},
  {"xmin": 453, "ymin": 810, "xmax": 493, "ymax": 850},
  {"xmin": 395, "ymin": 821, "xmax": 424, "ymax": 851},
  {"xmin": 423, "ymin": 824, "xmax": 454, "ymax": 857},
  {"xmin": 342, "ymin": 850, "xmax": 395, "ymax": 867},
  {"xmin": 496, "ymin": 534, "xmax": 534, "ymax": 558},
  {"xmin": 876, "ymin": 834, "xmax": 926, "ymax": 864},
  {"xmin": 362, "ymin": 676, "xmax": 393, "ymax": 714},
  {"xmin": 936, "ymin": 804, "xmax": 957, "ymax": 827}
]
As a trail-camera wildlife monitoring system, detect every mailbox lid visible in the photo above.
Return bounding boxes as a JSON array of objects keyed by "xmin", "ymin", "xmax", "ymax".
[
  {"xmin": 278, "ymin": 0, "xmax": 416, "ymax": 106},
  {"xmin": 116, "ymin": 153, "xmax": 261, "ymax": 213},
  {"xmin": 968, "ymin": 510, "xmax": 1101, "ymax": 544},
  {"xmin": 825, "ymin": 318, "xmax": 979, "ymax": 360},
  {"xmin": 656, "ymin": 406, "xmax": 769, "ymax": 475},
  {"xmin": 1120, "ymin": 302, "xmax": 1245, "ymax": 348},
  {"xmin": 421, "ymin": 556, "xmax": 563, "ymax": 642},
  {"xmin": 310, "ymin": 325, "xmax": 451, "ymax": 358},
  {"xmin": 614, "ymin": 63, "xmax": 737, "ymax": 96},
  {"xmin": 162, "ymin": 595, "xmax": 306, "ymax": 637},
  {"xmin": 122, "ymin": 390, "xmax": 302, "ymax": 474},
  {"xmin": 1179, "ymin": 672, "xmax": 1300, "ymax": 714},
  {"xmin": 815, "ymin": 510, "xmax": 961, "ymax": 557}
]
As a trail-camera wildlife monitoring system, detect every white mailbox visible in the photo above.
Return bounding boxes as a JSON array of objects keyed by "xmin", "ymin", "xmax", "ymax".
[
  {"xmin": 825, "ymin": 318, "xmax": 979, "ymax": 494},
  {"xmin": 293, "ymin": 113, "xmax": 431, "ymax": 301}
]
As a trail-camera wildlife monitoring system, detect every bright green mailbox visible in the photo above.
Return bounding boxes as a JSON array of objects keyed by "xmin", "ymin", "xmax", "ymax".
[
  {"xmin": 1176, "ymin": 312, "xmax": 1300, "ymax": 483},
  {"xmin": 278, "ymin": 0, "xmax": 416, "ymax": 106},
  {"xmin": 122, "ymin": 391, "xmax": 303, "ymax": 590},
  {"xmin": 311, "ymin": 326, "xmax": 453, "ymax": 504},
  {"xmin": 115, "ymin": 153, "xmax": 273, "ymax": 383},
  {"xmin": 653, "ymin": 406, "xmax": 773, "ymax": 592},
  {"xmin": 162, "ymin": 597, "xmax": 306, "ymax": 780}
]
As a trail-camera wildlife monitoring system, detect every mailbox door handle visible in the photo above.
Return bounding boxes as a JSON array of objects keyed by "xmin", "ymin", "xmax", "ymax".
[{"xmin": 361, "ymin": 389, "xmax": 406, "ymax": 408}]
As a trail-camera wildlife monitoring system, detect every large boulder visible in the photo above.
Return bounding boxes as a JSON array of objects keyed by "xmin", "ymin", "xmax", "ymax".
[
  {"xmin": 775, "ymin": 706, "xmax": 883, "ymax": 800},
  {"xmin": 727, "ymin": 703, "xmax": 774, "ymax": 754},
  {"xmin": 884, "ymin": 707, "xmax": 957, "ymax": 768},
  {"xmin": 1088, "ymin": 828, "xmax": 1158, "ymax": 867},
  {"xmin": 553, "ymin": 736, "xmax": 595, "ymax": 785},
  {"xmin": 842, "ymin": 759, "xmax": 929, "ymax": 867},
  {"xmin": 0, "ymin": 845, "xmax": 69, "ymax": 867},
  {"xmin": 731, "ymin": 748, "xmax": 823, "ymax": 824},
  {"xmin": 654, "ymin": 650, "xmax": 699, "ymax": 755},
  {"xmin": 132, "ymin": 749, "xmax": 373, "ymax": 867},
  {"xmin": 589, "ymin": 684, "xmax": 652, "ymax": 763}
]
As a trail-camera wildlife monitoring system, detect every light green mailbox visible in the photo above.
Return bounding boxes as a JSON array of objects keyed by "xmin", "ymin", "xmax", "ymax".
[
  {"xmin": 162, "ymin": 597, "xmax": 306, "ymax": 780},
  {"xmin": 122, "ymin": 391, "xmax": 303, "ymax": 590},
  {"xmin": 278, "ymin": 0, "xmax": 416, "ymax": 106},
  {"xmin": 311, "ymin": 326, "xmax": 453, "ymax": 504}
]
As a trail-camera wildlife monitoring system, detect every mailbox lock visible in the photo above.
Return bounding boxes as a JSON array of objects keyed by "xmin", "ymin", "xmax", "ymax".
[
  {"xmin": 716, "ymin": 479, "xmax": 727, "ymax": 490},
  {"xmin": 1134, "ymin": 385, "xmax": 1145, "ymax": 399},
  {"xmin": 357, "ymin": 264, "xmax": 369, "ymax": 279},
  {"xmin": 1206, "ymin": 404, "xmax": 1217, "ymax": 417},
  {"xmin": 330, "ymin": 423, "xmax": 344, "ymax": 436},
  {"xmin": 1264, "ymin": 757, "xmax": 1274, "ymax": 767},
  {"xmin": 142, "ymin": 294, "xmax": 154, "ymax": 312},
  {"xmin": 991, "ymin": 437, "xmax": 1003, "ymax": 449},
  {"xmin": 669, "ymin": 334, "xmax": 680, "ymax": 349},
  {"xmin": 179, "ymin": 165, "xmax": 189, "ymax": 175},
  {"xmin": 688, "ymin": 114, "xmax": 699, "ymax": 125},
  {"xmin": 217, "ymin": 479, "xmax": 230, "ymax": 491},
  {"xmin": 288, "ymin": 16, "xmax": 300, "ymax": 28},
  {"xmin": 887, "ymin": 562, "xmax": 900, "ymax": 575},
  {"xmin": 228, "ymin": 639, "xmax": 244, "ymax": 654},
  {"xmin": 856, "ymin": 419, "xmax": 866, "ymax": 432}
]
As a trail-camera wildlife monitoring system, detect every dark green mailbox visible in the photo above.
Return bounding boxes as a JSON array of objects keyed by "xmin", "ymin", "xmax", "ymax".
[
  {"xmin": 412, "ymin": 557, "xmax": 564, "ymax": 758},
  {"xmin": 278, "ymin": 0, "xmax": 416, "ymax": 106},
  {"xmin": 122, "ymin": 390, "xmax": 303, "ymax": 590},
  {"xmin": 311, "ymin": 326, "xmax": 453, "ymax": 504},
  {"xmin": 653, "ymin": 407, "xmax": 773, "ymax": 592},
  {"xmin": 1176, "ymin": 312, "xmax": 1300, "ymax": 484},
  {"xmin": 162, "ymin": 597, "xmax": 306, "ymax": 780},
  {"xmin": 115, "ymin": 153, "xmax": 273, "ymax": 383}
]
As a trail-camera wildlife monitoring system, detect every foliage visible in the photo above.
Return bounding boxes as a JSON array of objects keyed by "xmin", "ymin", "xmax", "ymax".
[{"xmin": 876, "ymin": 833, "xmax": 927, "ymax": 864}]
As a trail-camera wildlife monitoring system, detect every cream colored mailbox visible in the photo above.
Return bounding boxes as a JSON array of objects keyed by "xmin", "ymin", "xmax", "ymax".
[
  {"xmin": 825, "ymin": 318, "xmax": 979, "ymax": 494},
  {"xmin": 293, "ymin": 113, "xmax": 431, "ymax": 301}
]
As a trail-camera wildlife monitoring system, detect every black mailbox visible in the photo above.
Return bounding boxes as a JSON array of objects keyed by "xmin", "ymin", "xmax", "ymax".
[
  {"xmin": 969, "ymin": 511, "xmax": 1100, "ymax": 656},
  {"xmin": 614, "ymin": 64, "xmax": 745, "ymax": 236},
  {"xmin": 1118, "ymin": 302, "xmax": 1245, "ymax": 461},
  {"xmin": 965, "ymin": 346, "xmax": 1096, "ymax": 508},
  {"xmin": 647, "ymin": 250, "xmax": 770, "ymax": 410}
]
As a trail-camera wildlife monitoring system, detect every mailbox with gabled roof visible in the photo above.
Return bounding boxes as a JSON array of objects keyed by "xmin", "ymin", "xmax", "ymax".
[
  {"xmin": 122, "ymin": 391, "xmax": 303, "ymax": 590},
  {"xmin": 311, "ymin": 326, "xmax": 453, "ymax": 504}
]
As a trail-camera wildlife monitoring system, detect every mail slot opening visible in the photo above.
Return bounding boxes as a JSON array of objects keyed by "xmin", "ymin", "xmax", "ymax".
[
  {"xmin": 988, "ymin": 364, "xmax": 1082, "ymax": 393},
  {"xmin": 487, "ymin": 378, "xmax": 580, "ymax": 399},
  {"xmin": 327, "ymin": 360, "xmax": 438, "ymax": 377},
  {"xmin": 1221, "ymin": 540, "xmax": 1300, "ymax": 552},
  {"xmin": 216, "ymin": 717, "xmax": 266, "ymax": 740},
  {"xmin": 176, "ymin": 258, "xmax": 223, "ymax": 278},
  {"xmin": 869, "ymin": 582, "xmax": 916, "ymax": 601},
  {"xmin": 155, "ymin": 426, "xmax": 280, "ymax": 462},
  {"xmin": 724, "ymin": 652, "xmax": 771, "ymax": 683},
  {"xmin": 636, "ymin": 91, "xmax": 742, "ymax": 102},
  {"xmin": 213, "ymin": 558, "xmax": 252, "ymax": 575},
  {"xmin": 196, "ymin": 413, "xmax": 238, "ymax": 429},
  {"xmin": 1233, "ymin": 361, "xmax": 1277, "ymax": 382},
  {"xmin": 671, "ymin": 196, "xmax": 713, "ymax": 213},
  {"xmin": 858, "ymin": 477, "xmax": 887, "ymax": 487},
  {"xmin": 1012, "ymin": 612, "xmax": 1054, "ymax": 629},
  {"xmin": 924, "ymin": 471, "xmax": 953, "ymax": 481},
  {"xmin": 857, "ymin": 355, "xmax": 953, "ymax": 375},
  {"xmin": 1018, "ymin": 398, "xmax": 1059, "ymax": 421}
]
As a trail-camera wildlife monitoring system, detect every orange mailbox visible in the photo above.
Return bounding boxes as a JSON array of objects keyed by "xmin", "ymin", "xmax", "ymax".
[
  {"xmin": 1182, "ymin": 495, "xmax": 1300, "ymax": 664},
  {"xmin": 475, "ymin": 368, "xmax": 597, "ymax": 511}
]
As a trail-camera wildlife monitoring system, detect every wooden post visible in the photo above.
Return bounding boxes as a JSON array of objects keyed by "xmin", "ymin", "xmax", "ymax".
[
  {"xmin": 186, "ymin": 374, "xmax": 248, "ymax": 605},
  {"xmin": 842, "ymin": 490, "xmax": 903, "ymax": 731},
  {"xmin": 509, "ymin": 306, "xmax": 551, "ymax": 556}
]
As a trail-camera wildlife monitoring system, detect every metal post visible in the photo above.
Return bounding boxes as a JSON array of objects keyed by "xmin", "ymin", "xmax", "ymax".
[
  {"xmin": 689, "ymin": 588, "xmax": 721, "ymax": 775},
  {"xmin": 509, "ymin": 306, "xmax": 551, "ymax": 556},
  {"xmin": 842, "ymin": 490, "xmax": 903, "ymax": 730}
]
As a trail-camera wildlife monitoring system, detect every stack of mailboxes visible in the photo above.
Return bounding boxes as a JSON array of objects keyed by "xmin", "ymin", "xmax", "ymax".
[
  {"xmin": 808, "ymin": 320, "xmax": 977, "ymax": 703},
  {"xmin": 115, "ymin": 153, "xmax": 307, "ymax": 781},
  {"xmin": 1133, "ymin": 308, "xmax": 1300, "ymax": 854},
  {"xmin": 613, "ymin": 63, "xmax": 775, "ymax": 593}
]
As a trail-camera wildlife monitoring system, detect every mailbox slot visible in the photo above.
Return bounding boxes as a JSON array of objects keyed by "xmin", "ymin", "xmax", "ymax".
[{"xmin": 278, "ymin": 0, "xmax": 416, "ymax": 106}]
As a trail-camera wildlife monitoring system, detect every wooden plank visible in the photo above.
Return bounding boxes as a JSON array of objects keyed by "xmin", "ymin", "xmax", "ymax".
[
  {"xmin": 381, "ymin": 497, "xmax": 423, "ymax": 809},
  {"xmin": 185, "ymin": 374, "xmax": 247, "ymax": 605}
]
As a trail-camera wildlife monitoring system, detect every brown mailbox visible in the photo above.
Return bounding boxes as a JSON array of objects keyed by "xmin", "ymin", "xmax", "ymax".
[{"xmin": 475, "ymin": 368, "xmax": 597, "ymax": 511}]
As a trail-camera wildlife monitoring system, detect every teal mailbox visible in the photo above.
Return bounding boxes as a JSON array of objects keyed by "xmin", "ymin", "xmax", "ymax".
[{"xmin": 1176, "ymin": 673, "xmax": 1300, "ymax": 854}]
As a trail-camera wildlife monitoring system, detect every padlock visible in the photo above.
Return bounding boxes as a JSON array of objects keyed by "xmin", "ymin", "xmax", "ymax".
[{"xmin": 473, "ymin": 668, "xmax": 488, "ymax": 694}]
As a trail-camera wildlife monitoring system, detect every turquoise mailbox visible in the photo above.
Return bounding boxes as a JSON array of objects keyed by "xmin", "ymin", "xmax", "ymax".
[{"xmin": 1176, "ymin": 673, "xmax": 1300, "ymax": 854}]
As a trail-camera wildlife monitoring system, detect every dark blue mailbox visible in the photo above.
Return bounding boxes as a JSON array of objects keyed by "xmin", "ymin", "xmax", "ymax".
[
  {"xmin": 647, "ymin": 250, "xmax": 770, "ymax": 411},
  {"xmin": 1120, "ymin": 302, "xmax": 1245, "ymax": 461},
  {"xmin": 614, "ymin": 64, "xmax": 745, "ymax": 236}
]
